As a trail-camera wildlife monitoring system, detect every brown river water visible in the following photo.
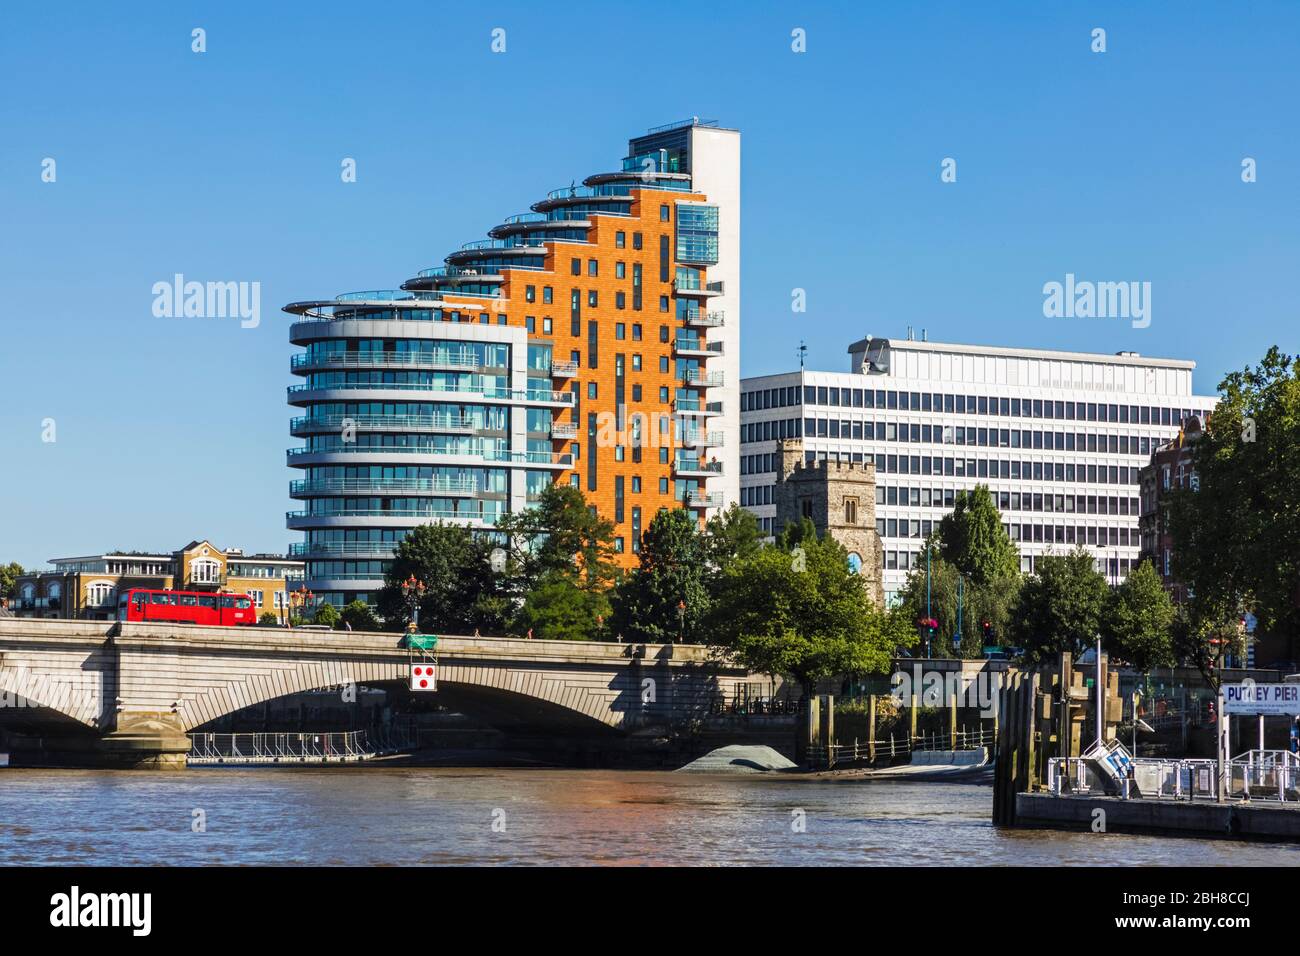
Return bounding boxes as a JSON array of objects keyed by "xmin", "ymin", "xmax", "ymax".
[{"xmin": 2, "ymin": 768, "xmax": 1298, "ymax": 865}]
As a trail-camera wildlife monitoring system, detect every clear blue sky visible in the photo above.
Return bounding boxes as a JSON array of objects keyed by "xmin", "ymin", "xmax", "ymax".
[{"xmin": 2, "ymin": 1, "xmax": 1296, "ymax": 568}]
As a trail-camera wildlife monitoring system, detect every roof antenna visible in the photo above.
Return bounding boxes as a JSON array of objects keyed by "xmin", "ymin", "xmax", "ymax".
[{"xmin": 797, "ymin": 341, "xmax": 807, "ymax": 369}]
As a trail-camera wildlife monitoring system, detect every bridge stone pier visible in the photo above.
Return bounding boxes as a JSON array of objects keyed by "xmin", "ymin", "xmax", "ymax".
[{"xmin": 0, "ymin": 619, "xmax": 756, "ymax": 769}]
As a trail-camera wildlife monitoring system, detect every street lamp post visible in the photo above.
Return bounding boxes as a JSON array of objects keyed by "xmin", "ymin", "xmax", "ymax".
[
  {"xmin": 288, "ymin": 585, "xmax": 314, "ymax": 628},
  {"xmin": 677, "ymin": 600, "xmax": 686, "ymax": 644},
  {"xmin": 401, "ymin": 575, "xmax": 426, "ymax": 636}
]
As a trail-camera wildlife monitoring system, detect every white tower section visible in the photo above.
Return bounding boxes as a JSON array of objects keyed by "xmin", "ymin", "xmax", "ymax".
[{"xmin": 688, "ymin": 124, "xmax": 741, "ymax": 509}]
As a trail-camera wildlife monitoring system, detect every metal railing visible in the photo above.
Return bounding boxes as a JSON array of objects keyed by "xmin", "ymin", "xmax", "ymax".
[
  {"xmin": 807, "ymin": 728, "xmax": 998, "ymax": 768},
  {"xmin": 682, "ymin": 490, "xmax": 724, "ymax": 508},
  {"xmin": 188, "ymin": 730, "xmax": 412, "ymax": 765},
  {"xmin": 681, "ymin": 309, "xmax": 725, "ymax": 327},
  {"xmin": 683, "ymin": 369, "xmax": 724, "ymax": 387}
]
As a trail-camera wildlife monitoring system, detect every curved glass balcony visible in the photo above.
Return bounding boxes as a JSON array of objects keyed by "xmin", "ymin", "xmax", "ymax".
[
  {"xmin": 287, "ymin": 381, "xmax": 575, "ymax": 405},
  {"xmin": 289, "ymin": 414, "xmax": 479, "ymax": 435},
  {"xmin": 290, "ymin": 477, "xmax": 479, "ymax": 496},
  {"xmin": 291, "ymin": 350, "xmax": 491, "ymax": 373},
  {"xmin": 289, "ymin": 541, "xmax": 401, "ymax": 558},
  {"xmin": 287, "ymin": 508, "xmax": 493, "ymax": 522},
  {"xmin": 287, "ymin": 445, "xmax": 573, "ymax": 467}
]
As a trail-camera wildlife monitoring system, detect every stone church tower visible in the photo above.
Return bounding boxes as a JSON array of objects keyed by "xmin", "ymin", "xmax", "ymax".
[{"xmin": 773, "ymin": 439, "xmax": 885, "ymax": 607}]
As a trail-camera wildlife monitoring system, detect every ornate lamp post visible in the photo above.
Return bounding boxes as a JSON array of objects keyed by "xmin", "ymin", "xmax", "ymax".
[
  {"xmin": 401, "ymin": 575, "xmax": 426, "ymax": 636},
  {"xmin": 677, "ymin": 599, "xmax": 686, "ymax": 644},
  {"xmin": 288, "ymin": 585, "xmax": 314, "ymax": 628}
]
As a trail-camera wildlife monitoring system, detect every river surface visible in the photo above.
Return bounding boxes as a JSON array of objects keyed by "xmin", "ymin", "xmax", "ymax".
[{"xmin": 1, "ymin": 768, "xmax": 1297, "ymax": 865}]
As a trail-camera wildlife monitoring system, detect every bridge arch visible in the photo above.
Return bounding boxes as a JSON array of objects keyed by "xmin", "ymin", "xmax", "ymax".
[
  {"xmin": 0, "ymin": 665, "xmax": 101, "ymax": 730},
  {"xmin": 180, "ymin": 657, "xmax": 630, "ymax": 733}
]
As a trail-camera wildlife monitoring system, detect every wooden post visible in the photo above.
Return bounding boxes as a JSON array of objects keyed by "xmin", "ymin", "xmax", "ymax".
[
  {"xmin": 949, "ymin": 687, "xmax": 958, "ymax": 752},
  {"xmin": 910, "ymin": 689, "xmax": 919, "ymax": 744},
  {"xmin": 867, "ymin": 694, "xmax": 877, "ymax": 763}
]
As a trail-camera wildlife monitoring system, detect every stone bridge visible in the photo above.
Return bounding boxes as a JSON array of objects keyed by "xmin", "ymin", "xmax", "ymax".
[{"xmin": 0, "ymin": 619, "xmax": 755, "ymax": 768}]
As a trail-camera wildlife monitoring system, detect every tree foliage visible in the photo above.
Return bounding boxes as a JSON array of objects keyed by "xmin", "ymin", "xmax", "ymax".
[
  {"xmin": 937, "ymin": 485, "xmax": 1021, "ymax": 585},
  {"xmin": 312, "ymin": 601, "xmax": 341, "ymax": 628},
  {"xmin": 1009, "ymin": 547, "xmax": 1110, "ymax": 664},
  {"xmin": 609, "ymin": 507, "xmax": 711, "ymax": 642},
  {"xmin": 494, "ymin": 484, "xmax": 620, "ymax": 593},
  {"xmin": 894, "ymin": 539, "xmax": 1018, "ymax": 658},
  {"xmin": 340, "ymin": 599, "xmax": 381, "ymax": 632},
  {"xmin": 375, "ymin": 522, "xmax": 508, "ymax": 634},
  {"xmin": 514, "ymin": 571, "xmax": 611, "ymax": 641},
  {"xmin": 0, "ymin": 562, "xmax": 23, "ymax": 600},
  {"xmin": 703, "ymin": 503, "xmax": 763, "ymax": 576},
  {"xmin": 1101, "ymin": 559, "xmax": 1176, "ymax": 670},
  {"xmin": 1170, "ymin": 346, "xmax": 1300, "ymax": 639},
  {"xmin": 706, "ymin": 526, "xmax": 914, "ymax": 694}
]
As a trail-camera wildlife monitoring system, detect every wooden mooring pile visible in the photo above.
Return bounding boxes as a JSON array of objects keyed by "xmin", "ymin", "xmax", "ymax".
[{"xmin": 991, "ymin": 650, "xmax": 1123, "ymax": 826}]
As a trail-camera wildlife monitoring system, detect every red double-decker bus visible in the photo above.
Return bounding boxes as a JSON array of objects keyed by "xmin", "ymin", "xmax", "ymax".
[{"xmin": 117, "ymin": 589, "xmax": 257, "ymax": 627}]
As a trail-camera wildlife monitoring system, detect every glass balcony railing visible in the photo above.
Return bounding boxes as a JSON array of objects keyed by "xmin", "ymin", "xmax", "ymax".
[
  {"xmin": 288, "ymin": 509, "xmax": 496, "ymax": 522},
  {"xmin": 681, "ymin": 430, "xmax": 725, "ymax": 448},
  {"xmin": 291, "ymin": 350, "xmax": 493, "ymax": 372},
  {"xmin": 287, "ymin": 446, "xmax": 573, "ymax": 466},
  {"xmin": 682, "ymin": 490, "xmax": 724, "ymax": 509},
  {"xmin": 287, "ymin": 382, "xmax": 575, "ymax": 404},
  {"xmin": 290, "ymin": 414, "xmax": 480, "ymax": 434},
  {"xmin": 674, "ymin": 458, "xmax": 725, "ymax": 475},
  {"xmin": 414, "ymin": 263, "xmax": 544, "ymax": 278},
  {"xmin": 681, "ymin": 309, "xmax": 725, "ymax": 327},
  {"xmin": 550, "ymin": 422, "xmax": 579, "ymax": 439},
  {"xmin": 290, "ymin": 477, "xmax": 479, "ymax": 496},
  {"xmin": 289, "ymin": 542, "xmax": 400, "ymax": 557},
  {"xmin": 673, "ymin": 338, "xmax": 724, "ymax": 356},
  {"xmin": 544, "ymin": 181, "xmax": 692, "ymax": 201},
  {"xmin": 682, "ymin": 369, "xmax": 725, "ymax": 387},
  {"xmin": 673, "ymin": 398, "xmax": 724, "ymax": 415}
]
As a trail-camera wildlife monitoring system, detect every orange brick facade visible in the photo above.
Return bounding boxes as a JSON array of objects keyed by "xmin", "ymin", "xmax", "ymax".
[{"xmin": 437, "ymin": 191, "xmax": 715, "ymax": 565}]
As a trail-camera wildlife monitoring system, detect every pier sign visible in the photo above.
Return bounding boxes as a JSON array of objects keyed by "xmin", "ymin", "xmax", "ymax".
[{"xmin": 1222, "ymin": 682, "xmax": 1299, "ymax": 715}]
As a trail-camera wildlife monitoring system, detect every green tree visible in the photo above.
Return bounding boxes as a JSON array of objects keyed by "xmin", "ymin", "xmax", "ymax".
[
  {"xmin": 707, "ymin": 527, "xmax": 914, "ymax": 696},
  {"xmin": 257, "ymin": 611, "xmax": 281, "ymax": 626},
  {"xmin": 0, "ymin": 562, "xmax": 23, "ymax": 599},
  {"xmin": 703, "ymin": 503, "xmax": 763, "ymax": 575},
  {"xmin": 610, "ymin": 507, "xmax": 711, "ymax": 642},
  {"xmin": 375, "ymin": 522, "xmax": 507, "ymax": 634},
  {"xmin": 340, "ymin": 599, "xmax": 381, "ymax": 633},
  {"xmin": 895, "ymin": 537, "xmax": 1020, "ymax": 659},
  {"xmin": 495, "ymin": 484, "xmax": 619, "ymax": 592},
  {"xmin": 1101, "ymin": 560, "xmax": 1176, "ymax": 670},
  {"xmin": 937, "ymin": 485, "xmax": 1020, "ymax": 585},
  {"xmin": 1010, "ymin": 548, "xmax": 1110, "ymax": 663},
  {"xmin": 313, "ymin": 602, "xmax": 341, "ymax": 629},
  {"xmin": 514, "ymin": 570, "xmax": 611, "ymax": 641},
  {"xmin": 1171, "ymin": 346, "xmax": 1300, "ymax": 640}
]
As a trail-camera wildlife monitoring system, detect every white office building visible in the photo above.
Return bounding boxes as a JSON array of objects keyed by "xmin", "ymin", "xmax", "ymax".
[{"xmin": 739, "ymin": 335, "xmax": 1217, "ymax": 605}]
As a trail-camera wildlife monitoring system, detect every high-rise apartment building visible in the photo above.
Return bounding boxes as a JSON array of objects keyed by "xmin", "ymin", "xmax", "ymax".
[
  {"xmin": 285, "ymin": 120, "xmax": 740, "ymax": 606},
  {"xmin": 740, "ymin": 335, "xmax": 1217, "ymax": 605}
]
